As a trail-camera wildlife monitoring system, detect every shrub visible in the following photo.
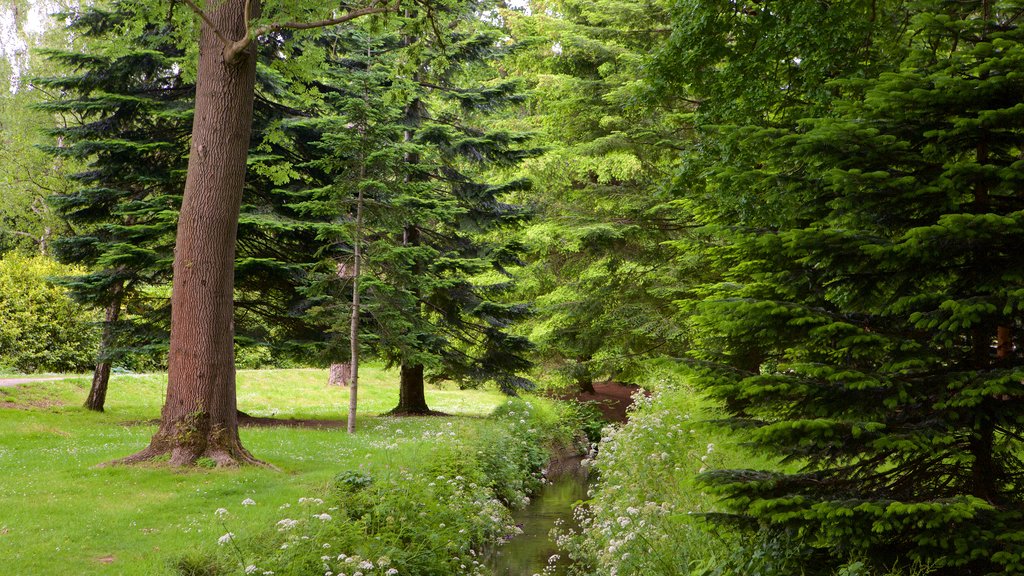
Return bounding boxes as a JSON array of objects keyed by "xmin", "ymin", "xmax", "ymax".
[
  {"xmin": 0, "ymin": 253, "xmax": 99, "ymax": 372},
  {"xmin": 195, "ymin": 400, "xmax": 581, "ymax": 576}
]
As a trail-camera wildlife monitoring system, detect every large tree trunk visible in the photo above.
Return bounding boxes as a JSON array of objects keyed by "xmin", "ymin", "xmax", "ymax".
[
  {"xmin": 391, "ymin": 363, "xmax": 432, "ymax": 414},
  {"xmin": 84, "ymin": 282, "xmax": 124, "ymax": 412},
  {"xmin": 113, "ymin": 0, "xmax": 261, "ymax": 467}
]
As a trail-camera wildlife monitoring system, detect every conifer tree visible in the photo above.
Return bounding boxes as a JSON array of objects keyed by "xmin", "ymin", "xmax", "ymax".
[
  {"xmin": 678, "ymin": 1, "xmax": 1024, "ymax": 572},
  {"xmin": 290, "ymin": 10, "xmax": 534, "ymax": 415},
  {"xmin": 503, "ymin": 0, "xmax": 687, "ymax": 391},
  {"xmin": 38, "ymin": 5, "xmax": 189, "ymax": 411}
]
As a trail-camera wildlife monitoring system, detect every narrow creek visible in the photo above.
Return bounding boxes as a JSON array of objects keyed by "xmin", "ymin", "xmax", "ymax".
[{"xmin": 486, "ymin": 460, "xmax": 590, "ymax": 575}]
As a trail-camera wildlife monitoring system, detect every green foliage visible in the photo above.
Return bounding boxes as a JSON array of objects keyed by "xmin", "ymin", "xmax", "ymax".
[
  {"xmin": 666, "ymin": 0, "xmax": 1024, "ymax": 573},
  {"xmin": 0, "ymin": 253, "xmax": 98, "ymax": 372},
  {"xmin": 286, "ymin": 14, "xmax": 535, "ymax": 393},
  {"xmin": 504, "ymin": 0, "xmax": 690, "ymax": 388},
  {"xmin": 0, "ymin": 88, "xmax": 70, "ymax": 256},
  {"xmin": 557, "ymin": 382, "xmax": 741, "ymax": 576},
  {"xmin": 203, "ymin": 398, "xmax": 580, "ymax": 576},
  {"xmin": 36, "ymin": 2, "xmax": 349, "ymax": 373}
]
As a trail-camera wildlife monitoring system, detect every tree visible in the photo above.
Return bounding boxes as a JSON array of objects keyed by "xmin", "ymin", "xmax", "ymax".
[
  {"xmin": 382, "ymin": 8, "xmax": 534, "ymax": 413},
  {"xmin": 676, "ymin": 1, "xmax": 1024, "ymax": 572},
  {"xmin": 290, "ymin": 16, "xmax": 534, "ymax": 417},
  {"xmin": 502, "ymin": 0, "xmax": 687, "ymax": 391},
  {"xmin": 105, "ymin": 0, "xmax": 399, "ymax": 466},
  {"xmin": 38, "ymin": 4, "xmax": 190, "ymax": 411}
]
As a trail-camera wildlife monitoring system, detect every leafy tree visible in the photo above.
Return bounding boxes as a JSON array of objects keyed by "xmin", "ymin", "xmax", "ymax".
[
  {"xmin": 0, "ymin": 252, "xmax": 98, "ymax": 373},
  {"xmin": 676, "ymin": 1, "xmax": 1024, "ymax": 573},
  {"xmin": 0, "ymin": 88, "xmax": 69, "ymax": 256}
]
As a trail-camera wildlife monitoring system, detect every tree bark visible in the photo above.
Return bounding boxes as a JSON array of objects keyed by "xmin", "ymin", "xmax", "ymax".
[
  {"xmin": 328, "ymin": 362, "xmax": 351, "ymax": 386},
  {"xmin": 391, "ymin": 363, "xmax": 432, "ymax": 414},
  {"xmin": 84, "ymin": 282, "xmax": 124, "ymax": 412},
  {"xmin": 112, "ymin": 0, "xmax": 262, "ymax": 467},
  {"xmin": 576, "ymin": 375, "xmax": 596, "ymax": 395},
  {"xmin": 347, "ymin": 156, "xmax": 365, "ymax": 433}
]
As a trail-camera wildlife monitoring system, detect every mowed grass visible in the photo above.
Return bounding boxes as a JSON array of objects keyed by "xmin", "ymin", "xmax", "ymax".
[{"xmin": 0, "ymin": 366, "xmax": 509, "ymax": 575}]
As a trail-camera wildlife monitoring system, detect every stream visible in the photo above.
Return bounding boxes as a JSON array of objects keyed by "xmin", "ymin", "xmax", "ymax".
[{"xmin": 485, "ymin": 460, "xmax": 590, "ymax": 575}]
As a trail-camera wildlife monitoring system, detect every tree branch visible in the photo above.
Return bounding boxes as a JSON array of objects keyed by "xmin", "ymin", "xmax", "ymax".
[
  {"xmin": 178, "ymin": 0, "xmax": 231, "ymax": 49},
  {"xmin": 253, "ymin": 5, "xmax": 393, "ymax": 36},
  {"xmin": 225, "ymin": 4, "xmax": 394, "ymax": 64}
]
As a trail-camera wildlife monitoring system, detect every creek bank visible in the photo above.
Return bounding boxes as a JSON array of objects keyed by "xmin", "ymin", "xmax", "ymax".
[
  {"xmin": 486, "ymin": 451, "xmax": 590, "ymax": 576},
  {"xmin": 484, "ymin": 384, "xmax": 646, "ymax": 574}
]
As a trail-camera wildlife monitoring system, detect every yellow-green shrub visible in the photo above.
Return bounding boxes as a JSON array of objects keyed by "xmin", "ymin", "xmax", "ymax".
[{"xmin": 0, "ymin": 253, "xmax": 99, "ymax": 372}]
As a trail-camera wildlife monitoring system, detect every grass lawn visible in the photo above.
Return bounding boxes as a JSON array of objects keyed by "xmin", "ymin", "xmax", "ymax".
[{"xmin": 0, "ymin": 366, "xmax": 509, "ymax": 575}]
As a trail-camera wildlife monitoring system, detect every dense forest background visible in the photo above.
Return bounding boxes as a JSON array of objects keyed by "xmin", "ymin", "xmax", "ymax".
[{"xmin": 3, "ymin": 0, "xmax": 1024, "ymax": 574}]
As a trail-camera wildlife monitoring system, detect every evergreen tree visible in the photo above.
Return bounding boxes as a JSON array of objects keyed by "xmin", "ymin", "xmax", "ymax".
[
  {"xmin": 37, "ymin": 5, "xmax": 189, "ymax": 410},
  {"xmin": 678, "ymin": 1, "xmax": 1024, "ymax": 572},
  {"xmin": 503, "ymin": 0, "xmax": 688, "ymax": 391},
  {"xmin": 290, "ymin": 10, "xmax": 534, "ymax": 415}
]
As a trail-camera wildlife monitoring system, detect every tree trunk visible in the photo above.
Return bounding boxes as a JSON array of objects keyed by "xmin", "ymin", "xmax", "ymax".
[
  {"xmin": 391, "ymin": 363, "xmax": 431, "ymax": 414},
  {"xmin": 997, "ymin": 325, "xmax": 1013, "ymax": 361},
  {"xmin": 574, "ymin": 355, "xmax": 596, "ymax": 394},
  {"xmin": 576, "ymin": 376, "xmax": 596, "ymax": 395},
  {"xmin": 328, "ymin": 362, "xmax": 351, "ymax": 386},
  {"xmin": 113, "ymin": 0, "xmax": 262, "ymax": 467},
  {"xmin": 347, "ymin": 156, "xmax": 365, "ymax": 433},
  {"xmin": 84, "ymin": 282, "xmax": 124, "ymax": 412}
]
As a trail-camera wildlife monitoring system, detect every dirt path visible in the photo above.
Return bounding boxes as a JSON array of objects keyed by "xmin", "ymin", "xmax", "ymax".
[
  {"xmin": 560, "ymin": 381, "xmax": 647, "ymax": 423},
  {"xmin": 0, "ymin": 376, "xmax": 68, "ymax": 388}
]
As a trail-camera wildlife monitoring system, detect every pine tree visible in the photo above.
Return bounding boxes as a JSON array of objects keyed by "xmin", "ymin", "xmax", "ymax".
[
  {"xmin": 37, "ymin": 4, "xmax": 189, "ymax": 411},
  {"xmin": 680, "ymin": 1, "xmax": 1024, "ymax": 573},
  {"xmin": 289, "ymin": 9, "xmax": 534, "ymax": 415}
]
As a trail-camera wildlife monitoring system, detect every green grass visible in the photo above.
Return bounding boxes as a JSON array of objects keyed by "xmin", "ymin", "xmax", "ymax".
[{"xmin": 0, "ymin": 366, "xmax": 509, "ymax": 575}]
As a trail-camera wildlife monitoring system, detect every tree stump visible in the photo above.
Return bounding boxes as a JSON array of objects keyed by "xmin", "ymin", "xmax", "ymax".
[{"xmin": 329, "ymin": 362, "xmax": 352, "ymax": 386}]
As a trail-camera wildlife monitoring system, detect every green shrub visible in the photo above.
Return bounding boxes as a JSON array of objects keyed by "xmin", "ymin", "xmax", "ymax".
[
  {"xmin": 0, "ymin": 253, "xmax": 99, "ymax": 373},
  {"xmin": 558, "ymin": 382, "xmax": 748, "ymax": 576},
  {"xmin": 195, "ymin": 400, "xmax": 585, "ymax": 576}
]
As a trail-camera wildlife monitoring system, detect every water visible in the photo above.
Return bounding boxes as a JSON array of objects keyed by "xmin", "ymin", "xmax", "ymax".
[{"xmin": 486, "ymin": 462, "xmax": 589, "ymax": 576}]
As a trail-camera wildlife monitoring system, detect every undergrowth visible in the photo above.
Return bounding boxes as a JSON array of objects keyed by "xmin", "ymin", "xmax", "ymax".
[
  {"xmin": 190, "ymin": 397, "xmax": 588, "ymax": 576},
  {"xmin": 558, "ymin": 379, "xmax": 940, "ymax": 576}
]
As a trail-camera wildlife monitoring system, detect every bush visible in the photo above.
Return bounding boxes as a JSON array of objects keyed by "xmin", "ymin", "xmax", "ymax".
[
  {"xmin": 194, "ymin": 399, "xmax": 582, "ymax": 576},
  {"xmin": 0, "ymin": 253, "xmax": 99, "ymax": 372},
  {"xmin": 556, "ymin": 383, "xmax": 719, "ymax": 576},
  {"xmin": 558, "ymin": 381, "xmax": 941, "ymax": 576}
]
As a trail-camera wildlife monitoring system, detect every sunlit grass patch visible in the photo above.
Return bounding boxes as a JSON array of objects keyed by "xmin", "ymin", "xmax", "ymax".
[{"xmin": 0, "ymin": 365, "xmax": 514, "ymax": 575}]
